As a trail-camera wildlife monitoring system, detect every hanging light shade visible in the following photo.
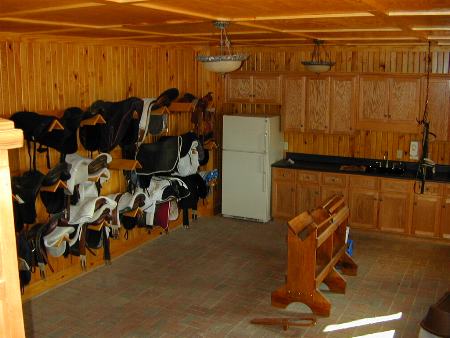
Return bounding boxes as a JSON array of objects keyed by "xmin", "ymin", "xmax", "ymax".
[
  {"xmin": 197, "ymin": 21, "xmax": 248, "ymax": 74},
  {"xmin": 301, "ymin": 39, "xmax": 335, "ymax": 74}
]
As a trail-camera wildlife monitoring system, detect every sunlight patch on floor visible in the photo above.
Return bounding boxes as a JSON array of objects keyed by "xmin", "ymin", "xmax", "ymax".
[
  {"xmin": 323, "ymin": 312, "xmax": 402, "ymax": 332},
  {"xmin": 353, "ymin": 329, "xmax": 396, "ymax": 338}
]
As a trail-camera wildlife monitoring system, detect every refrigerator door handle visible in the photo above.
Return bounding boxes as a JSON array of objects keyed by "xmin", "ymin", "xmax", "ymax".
[{"xmin": 262, "ymin": 156, "xmax": 266, "ymax": 192}]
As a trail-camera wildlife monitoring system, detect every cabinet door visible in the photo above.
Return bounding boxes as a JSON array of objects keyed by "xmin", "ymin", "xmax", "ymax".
[
  {"xmin": 378, "ymin": 191, "xmax": 410, "ymax": 233},
  {"xmin": 412, "ymin": 194, "xmax": 441, "ymax": 237},
  {"xmin": 226, "ymin": 74, "xmax": 252, "ymax": 102},
  {"xmin": 423, "ymin": 78, "xmax": 450, "ymax": 141},
  {"xmin": 305, "ymin": 77, "xmax": 330, "ymax": 132},
  {"xmin": 282, "ymin": 75, "xmax": 306, "ymax": 131},
  {"xmin": 357, "ymin": 76, "xmax": 389, "ymax": 129},
  {"xmin": 253, "ymin": 75, "xmax": 281, "ymax": 103},
  {"xmin": 441, "ymin": 195, "xmax": 450, "ymax": 239},
  {"xmin": 272, "ymin": 179, "xmax": 296, "ymax": 219},
  {"xmin": 295, "ymin": 183, "xmax": 320, "ymax": 214},
  {"xmin": 388, "ymin": 77, "xmax": 421, "ymax": 133},
  {"xmin": 321, "ymin": 186, "xmax": 348, "ymax": 205},
  {"xmin": 349, "ymin": 189, "xmax": 378, "ymax": 229},
  {"xmin": 330, "ymin": 76, "xmax": 356, "ymax": 134}
]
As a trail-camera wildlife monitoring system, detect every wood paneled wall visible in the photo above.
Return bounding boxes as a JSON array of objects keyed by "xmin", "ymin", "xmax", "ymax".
[
  {"xmin": 222, "ymin": 45, "xmax": 450, "ymax": 164},
  {"xmin": 0, "ymin": 37, "xmax": 221, "ymax": 300}
]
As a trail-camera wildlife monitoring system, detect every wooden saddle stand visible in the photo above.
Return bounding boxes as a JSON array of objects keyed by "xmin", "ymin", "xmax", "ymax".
[
  {"xmin": 251, "ymin": 194, "xmax": 357, "ymax": 331},
  {"xmin": 271, "ymin": 194, "xmax": 358, "ymax": 317}
]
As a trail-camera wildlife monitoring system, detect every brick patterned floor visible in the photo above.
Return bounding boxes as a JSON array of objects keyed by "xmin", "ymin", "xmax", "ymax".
[{"xmin": 23, "ymin": 216, "xmax": 450, "ymax": 337}]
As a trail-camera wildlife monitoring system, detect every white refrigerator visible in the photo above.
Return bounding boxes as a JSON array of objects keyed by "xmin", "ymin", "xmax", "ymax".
[{"xmin": 222, "ymin": 115, "xmax": 283, "ymax": 222}]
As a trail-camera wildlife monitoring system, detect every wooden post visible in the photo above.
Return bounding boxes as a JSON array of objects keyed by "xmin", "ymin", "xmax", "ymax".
[{"xmin": 0, "ymin": 118, "xmax": 25, "ymax": 338}]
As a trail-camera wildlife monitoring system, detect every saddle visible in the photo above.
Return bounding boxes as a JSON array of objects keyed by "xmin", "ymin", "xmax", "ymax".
[
  {"xmin": 68, "ymin": 196, "xmax": 117, "ymax": 225},
  {"xmin": 40, "ymin": 162, "xmax": 72, "ymax": 215},
  {"xmin": 80, "ymin": 97, "xmax": 143, "ymax": 153},
  {"xmin": 12, "ymin": 170, "xmax": 45, "ymax": 231},
  {"xmin": 10, "ymin": 111, "xmax": 70, "ymax": 169},
  {"xmin": 59, "ymin": 107, "xmax": 95, "ymax": 156},
  {"xmin": 17, "ymin": 230, "xmax": 33, "ymax": 293}
]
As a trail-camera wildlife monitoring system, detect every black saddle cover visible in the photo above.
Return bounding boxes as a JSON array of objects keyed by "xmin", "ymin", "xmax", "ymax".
[{"xmin": 136, "ymin": 136, "xmax": 181, "ymax": 176}]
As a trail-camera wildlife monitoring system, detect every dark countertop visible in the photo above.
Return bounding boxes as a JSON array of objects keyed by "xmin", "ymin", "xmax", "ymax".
[{"xmin": 272, "ymin": 153, "xmax": 450, "ymax": 183}]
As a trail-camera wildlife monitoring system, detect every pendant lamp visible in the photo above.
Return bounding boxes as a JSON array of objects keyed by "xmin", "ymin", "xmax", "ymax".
[
  {"xmin": 197, "ymin": 21, "xmax": 248, "ymax": 74},
  {"xmin": 302, "ymin": 40, "xmax": 335, "ymax": 74}
]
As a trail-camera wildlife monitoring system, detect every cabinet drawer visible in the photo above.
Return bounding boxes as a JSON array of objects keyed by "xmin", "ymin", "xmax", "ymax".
[
  {"xmin": 418, "ymin": 182, "xmax": 443, "ymax": 196},
  {"xmin": 297, "ymin": 170, "xmax": 320, "ymax": 183},
  {"xmin": 321, "ymin": 173, "xmax": 347, "ymax": 187},
  {"xmin": 272, "ymin": 168, "xmax": 295, "ymax": 181},
  {"xmin": 380, "ymin": 178, "xmax": 412, "ymax": 192},
  {"xmin": 349, "ymin": 175, "xmax": 378, "ymax": 190}
]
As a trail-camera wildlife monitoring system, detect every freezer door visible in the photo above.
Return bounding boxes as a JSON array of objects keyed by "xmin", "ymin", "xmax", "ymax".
[
  {"xmin": 222, "ymin": 150, "xmax": 270, "ymax": 222},
  {"xmin": 222, "ymin": 115, "xmax": 268, "ymax": 153}
]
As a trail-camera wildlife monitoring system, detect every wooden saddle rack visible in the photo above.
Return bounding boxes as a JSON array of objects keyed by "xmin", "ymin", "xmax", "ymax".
[{"xmin": 271, "ymin": 194, "xmax": 358, "ymax": 317}]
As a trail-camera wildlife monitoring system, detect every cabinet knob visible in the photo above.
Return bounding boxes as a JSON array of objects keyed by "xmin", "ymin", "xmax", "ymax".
[{"xmin": 300, "ymin": 124, "xmax": 304, "ymax": 128}]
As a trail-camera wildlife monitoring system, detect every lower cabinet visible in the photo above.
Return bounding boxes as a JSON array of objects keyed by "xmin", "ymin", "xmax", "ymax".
[
  {"xmin": 272, "ymin": 168, "xmax": 296, "ymax": 219},
  {"xmin": 441, "ymin": 191, "xmax": 450, "ymax": 239},
  {"xmin": 411, "ymin": 182, "xmax": 442, "ymax": 238},
  {"xmin": 272, "ymin": 167, "xmax": 450, "ymax": 241},
  {"xmin": 349, "ymin": 189, "xmax": 379, "ymax": 229},
  {"xmin": 378, "ymin": 179, "xmax": 413, "ymax": 234},
  {"xmin": 295, "ymin": 183, "xmax": 320, "ymax": 214}
]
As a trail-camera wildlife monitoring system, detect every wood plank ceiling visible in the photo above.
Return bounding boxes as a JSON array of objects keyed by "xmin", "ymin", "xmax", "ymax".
[{"xmin": 0, "ymin": 0, "xmax": 449, "ymax": 46}]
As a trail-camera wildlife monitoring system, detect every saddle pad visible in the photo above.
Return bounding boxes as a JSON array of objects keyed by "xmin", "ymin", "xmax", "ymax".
[{"xmin": 136, "ymin": 136, "xmax": 181, "ymax": 175}]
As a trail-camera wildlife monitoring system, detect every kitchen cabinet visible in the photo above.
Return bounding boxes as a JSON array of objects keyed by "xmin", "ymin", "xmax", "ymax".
[
  {"xmin": 282, "ymin": 75, "xmax": 306, "ymax": 131},
  {"xmin": 295, "ymin": 170, "xmax": 321, "ymax": 213},
  {"xmin": 378, "ymin": 179, "xmax": 413, "ymax": 234},
  {"xmin": 441, "ymin": 185, "xmax": 450, "ymax": 239},
  {"xmin": 411, "ymin": 182, "xmax": 442, "ymax": 238},
  {"xmin": 422, "ymin": 78, "xmax": 450, "ymax": 141},
  {"xmin": 356, "ymin": 75, "xmax": 421, "ymax": 133},
  {"xmin": 305, "ymin": 77, "xmax": 330, "ymax": 133},
  {"xmin": 226, "ymin": 73, "xmax": 281, "ymax": 104},
  {"xmin": 271, "ymin": 168, "xmax": 296, "ymax": 219},
  {"xmin": 320, "ymin": 172, "xmax": 348, "ymax": 203},
  {"xmin": 282, "ymin": 74, "xmax": 356, "ymax": 134},
  {"xmin": 349, "ymin": 175, "xmax": 379, "ymax": 229},
  {"xmin": 330, "ymin": 75, "xmax": 357, "ymax": 134}
]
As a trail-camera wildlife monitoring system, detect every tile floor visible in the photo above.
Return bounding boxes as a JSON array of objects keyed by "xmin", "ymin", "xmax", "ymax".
[{"xmin": 23, "ymin": 216, "xmax": 450, "ymax": 337}]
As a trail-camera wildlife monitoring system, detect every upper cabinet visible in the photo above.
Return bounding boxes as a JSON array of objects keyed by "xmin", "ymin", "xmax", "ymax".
[
  {"xmin": 422, "ymin": 78, "xmax": 450, "ymax": 141},
  {"xmin": 225, "ymin": 73, "xmax": 281, "ymax": 104},
  {"xmin": 282, "ymin": 74, "xmax": 356, "ymax": 134},
  {"xmin": 356, "ymin": 75, "xmax": 421, "ymax": 133},
  {"xmin": 282, "ymin": 75, "xmax": 306, "ymax": 131},
  {"xmin": 305, "ymin": 77, "xmax": 330, "ymax": 133},
  {"xmin": 330, "ymin": 76, "xmax": 357, "ymax": 134}
]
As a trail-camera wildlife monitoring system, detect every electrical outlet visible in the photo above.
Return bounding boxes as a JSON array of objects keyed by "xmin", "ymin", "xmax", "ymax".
[
  {"xmin": 410, "ymin": 141, "xmax": 419, "ymax": 160},
  {"xmin": 283, "ymin": 142, "xmax": 289, "ymax": 150}
]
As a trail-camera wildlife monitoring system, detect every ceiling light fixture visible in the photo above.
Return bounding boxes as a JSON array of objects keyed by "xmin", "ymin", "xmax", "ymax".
[
  {"xmin": 301, "ymin": 39, "xmax": 335, "ymax": 74},
  {"xmin": 196, "ymin": 21, "xmax": 248, "ymax": 74}
]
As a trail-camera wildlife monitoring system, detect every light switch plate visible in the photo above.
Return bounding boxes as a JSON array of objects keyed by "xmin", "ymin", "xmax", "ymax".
[
  {"xmin": 396, "ymin": 149, "xmax": 403, "ymax": 160},
  {"xmin": 283, "ymin": 142, "xmax": 289, "ymax": 150},
  {"xmin": 410, "ymin": 141, "xmax": 419, "ymax": 160}
]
